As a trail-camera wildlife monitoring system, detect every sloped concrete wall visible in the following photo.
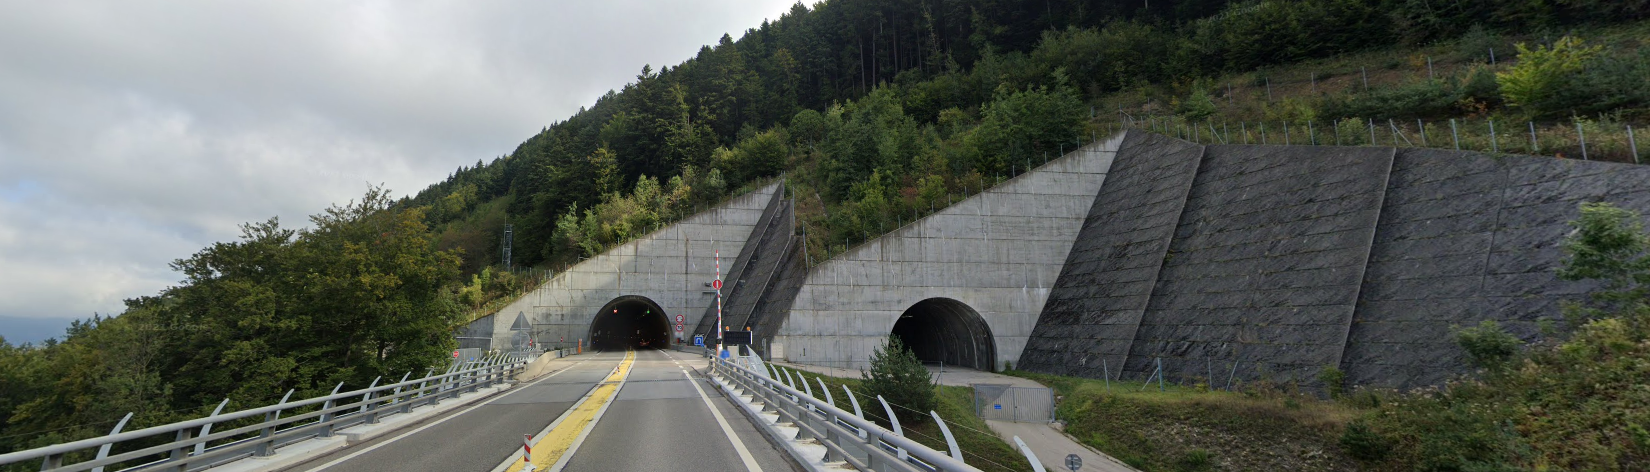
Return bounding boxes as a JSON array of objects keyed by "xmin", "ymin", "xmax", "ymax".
[
  {"xmin": 1024, "ymin": 133, "xmax": 1650, "ymax": 389},
  {"xmin": 773, "ymin": 134, "xmax": 1125, "ymax": 371},
  {"xmin": 1020, "ymin": 132, "xmax": 1204, "ymax": 378},
  {"xmin": 486, "ymin": 183, "xmax": 779, "ymax": 350},
  {"xmin": 1344, "ymin": 150, "xmax": 1650, "ymax": 387},
  {"xmin": 1125, "ymin": 144, "xmax": 1393, "ymax": 384}
]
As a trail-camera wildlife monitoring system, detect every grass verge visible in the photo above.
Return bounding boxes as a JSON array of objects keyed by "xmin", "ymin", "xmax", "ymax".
[{"xmin": 1007, "ymin": 370, "xmax": 1368, "ymax": 471}]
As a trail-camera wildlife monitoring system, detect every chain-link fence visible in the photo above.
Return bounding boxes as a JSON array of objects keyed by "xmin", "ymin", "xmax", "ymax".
[{"xmin": 971, "ymin": 383, "xmax": 1054, "ymax": 424}]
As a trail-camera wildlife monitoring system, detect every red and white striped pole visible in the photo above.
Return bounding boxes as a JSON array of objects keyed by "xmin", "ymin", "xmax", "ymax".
[
  {"xmin": 522, "ymin": 434, "xmax": 534, "ymax": 470},
  {"xmin": 715, "ymin": 249, "xmax": 723, "ymax": 357}
]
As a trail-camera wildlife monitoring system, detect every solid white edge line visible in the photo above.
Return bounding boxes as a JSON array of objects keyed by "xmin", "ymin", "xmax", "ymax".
[
  {"xmin": 682, "ymin": 367, "xmax": 763, "ymax": 472},
  {"xmin": 545, "ymin": 350, "xmax": 637, "ymax": 472},
  {"xmin": 309, "ymin": 356, "xmax": 593, "ymax": 471}
]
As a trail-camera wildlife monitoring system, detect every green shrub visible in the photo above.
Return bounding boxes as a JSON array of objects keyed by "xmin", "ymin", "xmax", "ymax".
[
  {"xmin": 1497, "ymin": 36, "xmax": 1604, "ymax": 115},
  {"xmin": 1320, "ymin": 80, "xmax": 1457, "ymax": 120},
  {"xmin": 1174, "ymin": 449, "xmax": 1214, "ymax": 472},
  {"xmin": 1317, "ymin": 366, "xmax": 1346, "ymax": 398},
  {"xmin": 1454, "ymin": 320, "xmax": 1523, "ymax": 370},
  {"xmin": 1176, "ymin": 89, "xmax": 1218, "ymax": 122},
  {"xmin": 861, "ymin": 336, "xmax": 936, "ymax": 425},
  {"xmin": 1340, "ymin": 420, "xmax": 1392, "ymax": 461}
]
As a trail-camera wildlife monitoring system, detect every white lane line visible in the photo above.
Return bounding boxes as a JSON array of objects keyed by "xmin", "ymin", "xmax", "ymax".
[
  {"xmin": 682, "ymin": 369, "xmax": 763, "ymax": 472},
  {"xmin": 310, "ymin": 358, "xmax": 594, "ymax": 471}
]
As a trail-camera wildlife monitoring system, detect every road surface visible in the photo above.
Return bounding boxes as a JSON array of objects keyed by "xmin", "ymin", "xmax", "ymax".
[{"xmin": 284, "ymin": 349, "xmax": 797, "ymax": 472}]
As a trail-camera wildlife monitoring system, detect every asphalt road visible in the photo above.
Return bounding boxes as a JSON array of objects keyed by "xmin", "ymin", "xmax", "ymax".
[
  {"xmin": 559, "ymin": 349, "xmax": 795, "ymax": 471},
  {"xmin": 285, "ymin": 349, "xmax": 796, "ymax": 472}
]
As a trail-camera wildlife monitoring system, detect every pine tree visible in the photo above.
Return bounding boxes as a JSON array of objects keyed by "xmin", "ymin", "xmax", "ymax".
[{"xmin": 860, "ymin": 335, "xmax": 935, "ymax": 425}]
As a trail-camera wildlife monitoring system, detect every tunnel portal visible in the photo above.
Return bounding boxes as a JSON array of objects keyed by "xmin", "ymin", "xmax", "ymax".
[
  {"xmin": 889, "ymin": 298, "xmax": 996, "ymax": 371},
  {"xmin": 589, "ymin": 296, "xmax": 670, "ymax": 350}
]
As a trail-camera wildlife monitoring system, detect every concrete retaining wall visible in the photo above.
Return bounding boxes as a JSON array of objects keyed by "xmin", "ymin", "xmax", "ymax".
[
  {"xmin": 772, "ymin": 134, "xmax": 1126, "ymax": 371},
  {"xmin": 1023, "ymin": 131, "xmax": 1650, "ymax": 389},
  {"xmin": 485, "ymin": 183, "xmax": 780, "ymax": 350}
]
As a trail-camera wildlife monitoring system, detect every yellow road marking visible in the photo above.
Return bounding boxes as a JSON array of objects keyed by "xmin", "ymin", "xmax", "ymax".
[{"xmin": 505, "ymin": 350, "xmax": 634, "ymax": 472}]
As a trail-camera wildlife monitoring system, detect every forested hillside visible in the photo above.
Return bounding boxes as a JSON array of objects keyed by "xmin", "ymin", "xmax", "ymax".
[
  {"xmin": 411, "ymin": 0, "xmax": 1649, "ymax": 286},
  {"xmin": 5, "ymin": 0, "xmax": 1649, "ymax": 461}
]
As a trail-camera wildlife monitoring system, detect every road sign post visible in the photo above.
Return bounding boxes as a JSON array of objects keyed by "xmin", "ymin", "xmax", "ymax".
[{"xmin": 714, "ymin": 250, "xmax": 724, "ymax": 358}]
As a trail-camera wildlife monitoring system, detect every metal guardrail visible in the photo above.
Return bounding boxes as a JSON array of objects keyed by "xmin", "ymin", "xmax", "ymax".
[
  {"xmin": 0, "ymin": 351, "xmax": 547, "ymax": 471},
  {"xmin": 701, "ymin": 347, "xmax": 981, "ymax": 472}
]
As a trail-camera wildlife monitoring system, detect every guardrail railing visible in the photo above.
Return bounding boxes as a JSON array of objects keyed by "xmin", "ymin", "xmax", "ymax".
[
  {"xmin": 702, "ymin": 347, "xmax": 982, "ymax": 472},
  {"xmin": 0, "ymin": 350, "xmax": 553, "ymax": 471}
]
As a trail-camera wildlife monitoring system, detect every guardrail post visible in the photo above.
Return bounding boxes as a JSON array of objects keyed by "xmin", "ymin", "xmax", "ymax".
[
  {"xmin": 361, "ymin": 376, "xmax": 382, "ymax": 424},
  {"xmin": 168, "ymin": 426, "xmax": 196, "ymax": 471},
  {"xmin": 393, "ymin": 371, "xmax": 412, "ymax": 415},
  {"xmin": 318, "ymin": 382, "xmax": 345, "ymax": 438},
  {"xmin": 876, "ymin": 395, "xmax": 907, "ymax": 461},
  {"xmin": 1013, "ymin": 436, "xmax": 1048, "ymax": 472},
  {"xmin": 932, "ymin": 411, "xmax": 964, "ymax": 462},
  {"xmin": 254, "ymin": 389, "xmax": 295, "ymax": 457},
  {"xmin": 89, "ymin": 412, "xmax": 133, "ymax": 472},
  {"xmin": 191, "ymin": 399, "xmax": 230, "ymax": 457}
]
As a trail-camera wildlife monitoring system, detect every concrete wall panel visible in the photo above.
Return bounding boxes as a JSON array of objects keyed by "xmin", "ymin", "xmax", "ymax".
[
  {"xmin": 774, "ymin": 135, "xmax": 1124, "ymax": 371},
  {"xmin": 484, "ymin": 183, "xmax": 780, "ymax": 350}
]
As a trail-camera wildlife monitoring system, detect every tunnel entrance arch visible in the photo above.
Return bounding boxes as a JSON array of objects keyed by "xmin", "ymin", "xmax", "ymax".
[
  {"xmin": 889, "ymin": 298, "xmax": 996, "ymax": 371},
  {"xmin": 589, "ymin": 295, "xmax": 671, "ymax": 351}
]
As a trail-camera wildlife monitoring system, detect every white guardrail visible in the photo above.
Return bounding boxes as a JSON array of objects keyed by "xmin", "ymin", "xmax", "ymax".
[
  {"xmin": 0, "ymin": 349, "xmax": 570, "ymax": 472},
  {"xmin": 688, "ymin": 345, "xmax": 983, "ymax": 472}
]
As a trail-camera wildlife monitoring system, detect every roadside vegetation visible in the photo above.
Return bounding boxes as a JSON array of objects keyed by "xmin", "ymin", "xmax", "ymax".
[{"xmin": 1008, "ymin": 369, "xmax": 1362, "ymax": 471}]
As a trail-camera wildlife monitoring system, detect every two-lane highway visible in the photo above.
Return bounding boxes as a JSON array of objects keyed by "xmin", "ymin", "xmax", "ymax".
[{"xmin": 286, "ymin": 349, "xmax": 796, "ymax": 472}]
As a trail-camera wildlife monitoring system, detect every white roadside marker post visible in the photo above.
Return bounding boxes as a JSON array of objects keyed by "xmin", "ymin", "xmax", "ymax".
[{"xmin": 521, "ymin": 434, "xmax": 536, "ymax": 471}]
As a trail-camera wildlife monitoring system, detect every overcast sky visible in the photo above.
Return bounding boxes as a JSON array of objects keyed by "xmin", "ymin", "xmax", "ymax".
[{"xmin": 0, "ymin": 0, "xmax": 799, "ymax": 343}]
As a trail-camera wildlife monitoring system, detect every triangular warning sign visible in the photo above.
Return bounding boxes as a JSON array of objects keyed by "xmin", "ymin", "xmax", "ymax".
[{"xmin": 510, "ymin": 311, "xmax": 531, "ymax": 331}]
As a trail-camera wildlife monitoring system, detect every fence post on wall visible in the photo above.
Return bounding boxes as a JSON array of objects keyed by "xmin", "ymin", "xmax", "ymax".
[
  {"xmin": 1308, "ymin": 121, "xmax": 1316, "ymax": 145},
  {"xmin": 1451, "ymin": 119, "xmax": 1461, "ymax": 150},
  {"xmin": 1226, "ymin": 361, "xmax": 1239, "ymax": 391},
  {"xmin": 1530, "ymin": 122, "xmax": 1540, "ymax": 154},
  {"xmin": 1578, "ymin": 122, "xmax": 1590, "ymax": 160},
  {"xmin": 1489, "ymin": 119, "xmax": 1499, "ymax": 153},
  {"xmin": 1102, "ymin": 359, "xmax": 1111, "ymax": 391},
  {"xmin": 1418, "ymin": 119, "xmax": 1428, "ymax": 147},
  {"xmin": 1630, "ymin": 125, "xmax": 1640, "ymax": 164},
  {"xmin": 1156, "ymin": 358, "xmax": 1165, "ymax": 391}
]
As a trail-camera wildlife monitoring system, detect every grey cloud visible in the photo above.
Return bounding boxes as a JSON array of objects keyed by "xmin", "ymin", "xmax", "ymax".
[{"xmin": 0, "ymin": 0, "xmax": 797, "ymax": 330}]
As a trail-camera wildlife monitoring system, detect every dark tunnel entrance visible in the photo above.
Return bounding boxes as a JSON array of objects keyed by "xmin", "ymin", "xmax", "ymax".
[
  {"xmin": 889, "ymin": 298, "xmax": 996, "ymax": 371},
  {"xmin": 589, "ymin": 296, "xmax": 670, "ymax": 351}
]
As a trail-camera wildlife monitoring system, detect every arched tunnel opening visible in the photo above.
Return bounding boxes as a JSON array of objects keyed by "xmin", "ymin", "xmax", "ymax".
[
  {"xmin": 889, "ymin": 298, "xmax": 997, "ymax": 371},
  {"xmin": 589, "ymin": 296, "xmax": 670, "ymax": 351}
]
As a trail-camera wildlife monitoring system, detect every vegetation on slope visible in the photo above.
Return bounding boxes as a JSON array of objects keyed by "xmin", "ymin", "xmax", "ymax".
[
  {"xmin": 1008, "ymin": 369, "xmax": 1363, "ymax": 471},
  {"xmin": 1344, "ymin": 202, "xmax": 1650, "ymax": 471}
]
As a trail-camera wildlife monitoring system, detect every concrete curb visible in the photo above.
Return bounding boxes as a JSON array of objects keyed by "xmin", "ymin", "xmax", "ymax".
[{"xmin": 217, "ymin": 383, "xmax": 516, "ymax": 472}]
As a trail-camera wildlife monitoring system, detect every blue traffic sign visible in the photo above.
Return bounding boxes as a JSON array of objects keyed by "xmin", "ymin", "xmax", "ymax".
[{"xmin": 693, "ymin": 335, "xmax": 705, "ymax": 347}]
